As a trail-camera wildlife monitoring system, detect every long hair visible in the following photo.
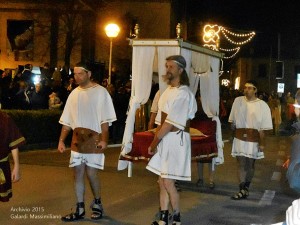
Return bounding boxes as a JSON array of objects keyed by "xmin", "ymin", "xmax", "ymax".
[{"xmin": 180, "ymin": 69, "xmax": 190, "ymax": 86}]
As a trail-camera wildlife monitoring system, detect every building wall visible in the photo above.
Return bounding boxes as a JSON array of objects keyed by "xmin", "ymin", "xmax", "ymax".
[
  {"xmin": 232, "ymin": 57, "xmax": 300, "ymax": 95},
  {"xmin": 0, "ymin": 2, "xmax": 84, "ymax": 70},
  {"xmin": 0, "ymin": 1, "xmax": 172, "ymax": 73},
  {"xmin": 0, "ymin": 8, "xmax": 43, "ymax": 69}
]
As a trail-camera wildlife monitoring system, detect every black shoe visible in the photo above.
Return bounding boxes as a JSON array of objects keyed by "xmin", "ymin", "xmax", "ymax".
[
  {"xmin": 152, "ymin": 210, "xmax": 169, "ymax": 225},
  {"xmin": 90, "ymin": 198, "xmax": 103, "ymax": 220},
  {"xmin": 61, "ymin": 202, "xmax": 85, "ymax": 222},
  {"xmin": 172, "ymin": 212, "xmax": 181, "ymax": 225},
  {"xmin": 231, "ymin": 188, "xmax": 249, "ymax": 200},
  {"xmin": 151, "ymin": 222, "xmax": 160, "ymax": 225}
]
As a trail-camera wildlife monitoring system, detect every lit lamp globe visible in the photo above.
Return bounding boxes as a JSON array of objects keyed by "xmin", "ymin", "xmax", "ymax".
[
  {"xmin": 105, "ymin": 24, "xmax": 120, "ymax": 38},
  {"xmin": 105, "ymin": 23, "xmax": 120, "ymax": 85}
]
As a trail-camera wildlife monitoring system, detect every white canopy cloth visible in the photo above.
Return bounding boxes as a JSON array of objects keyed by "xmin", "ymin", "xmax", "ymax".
[
  {"xmin": 199, "ymin": 56, "xmax": 224, "ymax": 168},
  {"xmin": 117, "ymin": 39, "xmax": 224, "ymax": 173}
]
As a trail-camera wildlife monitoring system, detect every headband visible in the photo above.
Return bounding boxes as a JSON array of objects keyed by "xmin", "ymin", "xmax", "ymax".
[
  {"xmin": 245, "ymin": 83, "xmax": 256, "ymax": 89},
  {"xmin": 172, "ymin": 60, "xmax": 186, "ymax": 69},
  {"xmin": 75, "ymin": 66, "xmax": 89, "ymax": 72}
]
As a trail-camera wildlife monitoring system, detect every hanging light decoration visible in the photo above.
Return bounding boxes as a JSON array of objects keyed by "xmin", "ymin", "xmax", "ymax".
[
  {"xmin": 202, "ymin": 24, "xmax": 255, "ymax": 59},
  {"xmin": 221, "ymin": 27, "xmax": 255, "ymax": 45},
  {"xmin": 219, "ymin": 47, "xmax": 240, "ymax": 59},
  {"xmin": 203, "ymin": 24, "xmax": 221, "ymax": 51}
]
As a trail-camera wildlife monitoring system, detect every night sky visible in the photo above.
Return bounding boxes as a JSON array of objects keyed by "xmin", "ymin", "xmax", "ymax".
[
  {"xmin": 186, "ymin": 0, "xmax": 300, "ymax": 60},
  {"xmin": 188, "ymin": 1, "xmax": 300, "ymax": 33}
]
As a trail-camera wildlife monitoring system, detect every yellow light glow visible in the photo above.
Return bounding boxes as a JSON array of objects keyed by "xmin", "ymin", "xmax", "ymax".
[
  {"xmin": 221, "ymin": 27, "xmax": 255, "ymax": 45},
  {"xmin": 203, "ymin": 24, "xmax": 221, "ymax": 44},
  {"xmin": 221, "ymin": 79, "xmax": 230, "ymax": 86},
  {"xmin": 235, "ymin": 77, "xmax": 240, "ymax": 90},
  {"xmin": 202, "ymin": 23, "xmax": 256, "ymax": 59},
  {"xmin": 105, "ymin": 23, "xmax": 120, "ymax": 38}
]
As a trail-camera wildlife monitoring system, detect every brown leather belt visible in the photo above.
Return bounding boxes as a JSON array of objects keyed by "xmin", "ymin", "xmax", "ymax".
[
  {"xmin": 234, "ymin": 128, "xmax": 259, "ymax": 142},
  {"xmin": 161, "ymin": 112, "xmax": 190, "ymax": 133},
  {"xmin": 71, "ymin": 127, "xmax": 104, "ymax": 154}
]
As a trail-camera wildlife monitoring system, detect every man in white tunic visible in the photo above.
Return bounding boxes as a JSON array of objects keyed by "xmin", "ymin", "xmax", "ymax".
[
  {"xmin": 147, "ymin": 55, "xmax": 197, "ymax": 225},
  {"xmin": 57, "ymin": 62, "xmax": 116, "ymax": 221},
  {"xmin": 228, "ymin": 80, "xmax": 272, "ymax": 200}
]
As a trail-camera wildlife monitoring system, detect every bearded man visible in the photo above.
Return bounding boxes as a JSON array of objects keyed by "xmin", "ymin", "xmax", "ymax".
[{"xmin": 147, "ymin": 55, "xmax": 197, "ymax": 225}]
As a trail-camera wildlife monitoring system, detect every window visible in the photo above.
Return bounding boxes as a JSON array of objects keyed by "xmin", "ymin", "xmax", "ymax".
[
  {"xmin": 7, "ymin": 20, "xmax": 34, "ymax": 61},
  {"xmin": 275, "ymin": 61, "xmax": 284, "ymax": 79}
]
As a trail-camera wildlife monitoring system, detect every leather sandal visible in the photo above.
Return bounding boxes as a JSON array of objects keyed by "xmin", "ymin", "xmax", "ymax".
[
  {"xmin": 231, "ymin": 188, "xmax": 249, "ymax": 200},
  {"xmin": 172, "ymin": 212, "xmax": 181, "ymax": 225},
  {"xmin": 151, "ymin": 210, "xmax": 169, "ymax": 225},
  {"xmin": 61, "ymin": 202, "xmax": 85, "ymax": 222},
  {"xmin": 90, "ymin": 198, "xmax": 103, "ymax": 220}
]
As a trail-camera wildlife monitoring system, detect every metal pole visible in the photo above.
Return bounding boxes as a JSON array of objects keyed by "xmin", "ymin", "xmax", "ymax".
[
  {"xmin": 268, "ymin": 45, "xmax": 272, "ymax": 93},
  {"xmin": 108, "ymin": 38, "xmax": 113, "ymax": 85},
  {"xmin": 277, "ymin": 33, "xmax": 280, "ymax": 60}
]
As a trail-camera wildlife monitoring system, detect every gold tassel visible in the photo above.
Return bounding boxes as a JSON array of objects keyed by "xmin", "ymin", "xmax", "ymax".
[{"xmin": 0, "ymin": 168, "xmax": 6, "ymax": 185}]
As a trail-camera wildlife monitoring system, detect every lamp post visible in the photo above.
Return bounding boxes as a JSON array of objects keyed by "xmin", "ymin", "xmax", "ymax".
[{"xmin": 105, "ymin": 23, "xmax": 120, "ymax": 85}]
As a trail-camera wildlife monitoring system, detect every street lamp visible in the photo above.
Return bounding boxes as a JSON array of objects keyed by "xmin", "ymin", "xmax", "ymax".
[{"xmin": 105, "ymin": 23, "xmax": 120, "ymax": 85}]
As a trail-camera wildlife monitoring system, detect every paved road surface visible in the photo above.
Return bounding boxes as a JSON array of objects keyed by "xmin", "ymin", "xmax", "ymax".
[{"xmin": 0, "ymin": 127, "xmax": 298, "ymax": 225}]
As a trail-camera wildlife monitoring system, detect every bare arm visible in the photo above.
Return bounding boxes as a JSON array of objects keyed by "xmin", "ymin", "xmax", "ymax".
[
  {"xmin": 97, "ymin": 122, "xmax": 109, "ymax": 150},
  {"xmin": 282, "ymin": 158, "xmax": 290, "ymax": 169},
  {"xmin": 148, "ymin": 122, "xmax": 173, "ymax": 155},
  {"xmin": 11, "ymin": 148, "xmax": 20, "ymax": 182},
  {"xmin": 258, "ymin": 130, "xmax": 265, "ymax": 151},
  {"xmin": 148, "ymin": 112, "xmax": 157, "ymax": 130},
  {"xmin": 57, "ymin": 125, "xmax": 71, "ymax": 153}
]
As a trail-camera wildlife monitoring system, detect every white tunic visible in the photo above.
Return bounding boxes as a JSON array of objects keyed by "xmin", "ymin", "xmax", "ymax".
[
  {"xmin": 60, "ymin": 84, "xmax": 116, "ymax": 132},
  {"xmin": 146, "ymin": 85, "xmax": 197, "ymax": 181},
  {"xmin": 228, "ymin": 96, "xmax": 272, "ymax": 159},
  {"xmin": 59, "ymin": 84, "xmax": 117, "ymax": 169}
]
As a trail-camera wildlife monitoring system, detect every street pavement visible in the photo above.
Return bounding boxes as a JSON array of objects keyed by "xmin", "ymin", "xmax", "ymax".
[{"xmin": 0, "ymin": 125, "xmax": 298, "ymax": 225}]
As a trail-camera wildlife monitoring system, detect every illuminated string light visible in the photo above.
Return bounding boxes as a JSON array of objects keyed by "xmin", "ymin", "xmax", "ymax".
[
  {"xmin": 221, "ymin": 27, "xmax": 255, "ymax": 37},
  {"xmin": 203, "ymin": 44, "xmax": 219, "ymax": 51},
  {"xmin": 219, "ymin": 47, "xmax": 240, "ymax": 52},
  {"xmin": 219, "ymin": 47, "xmax": 240, "ymax": 59},
  {"xmin": 221, "ymin": 27, "xmax": 255, "ymax": 45},
  {"xmin": 202, "ymin": 24, "xmax": 255, "ymax": 59}
]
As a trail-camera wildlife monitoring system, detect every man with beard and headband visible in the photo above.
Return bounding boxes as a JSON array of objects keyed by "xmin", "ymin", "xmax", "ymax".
[
  {"xmin": 228, "ymin": 80, "xmax": 272, "ymax": 200},
  {"xmin": 146, "ymin": 55, "xmax": 197, "ymax": 225},
  {"xmin": 58, "ymin": 62, "xmax": 116, "ymax": 221}
]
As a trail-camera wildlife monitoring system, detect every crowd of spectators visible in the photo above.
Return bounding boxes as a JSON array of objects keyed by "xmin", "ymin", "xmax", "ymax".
[
  {"xmin": 0, "ymin": 63, "xmax": 76, "ymax": 110},
  {"xmin": 1, "ymin": 63, "xmax": 298, "ymax": 142},
  {"xmin": 0, "ymin": 63, "xmax": 135, "ymax": 144}
]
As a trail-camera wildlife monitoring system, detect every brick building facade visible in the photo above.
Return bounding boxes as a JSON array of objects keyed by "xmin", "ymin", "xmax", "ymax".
[{"xmin": 0, "ymin": 0, "xmax": 180, "ymax": 75}]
